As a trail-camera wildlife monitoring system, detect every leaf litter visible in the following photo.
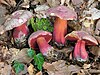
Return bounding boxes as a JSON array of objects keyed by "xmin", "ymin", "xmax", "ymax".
[{"xmin": 0, "ymin": 0, "xmax": 100, "ymax": 75}]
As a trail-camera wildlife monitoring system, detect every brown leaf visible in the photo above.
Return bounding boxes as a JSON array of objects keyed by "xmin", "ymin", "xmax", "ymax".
[
  {"xmin": 43, "ymin": 60, "xmax": 81, "ymax": 75},
  {"xmin": 0, "ymin": 46, "xmax": 12, "ymax": 61},
  {"xmin": 90, "ymin": 46, "xmax": 100, "ymax": 56},
  {"xmin": 37, "ymin": 0, "xmax": 45, "ymax": 4},
  {"xmin": 0, "ymin": 62, "xmax": 4, "ymax": 68},
  {"xmin": 71, "ymin": 0, "xmax": 84, "ymax": 7},
  {"xmin": 95, "ymin": 19, "xmax": 100, "ymax": 36},
  {"xmin": 0, "ymin": 5, "xmax": 7, "ymax": 25},
  {"xmin": 8, "ymin": 48, "xmax": 33, "ymax": 63},
  {"xmin": 36, "ymin": 71, "xmax": 42, "ymax": 75},
  {"xmin": 94, "ymin": 36, "xmax": 100, "ymax": 44},
  {"xmin": 27, "ymin": 64, "xmax": 35, "ymax": 75},
  {"xmin": 47, "ymin": 0, "xmax": 60, "ymax": 7},
  {"xmin": 6, "ymin": 48, "xmax": 19, "ymax": 63},
  {"xmin": 20, "ymin": 0, "xmax": 30, "ymax": 8},
  {"xmin": 0, "ymin": 63, "xmax": 12, "ymax": 75},
  {"xmin": 81, "ymin": 19, "xmax": 94, "ymax": 35},
  {"xmin": 88, "ymin": 69, "xmax": 100, "ymax": 74},
  {"xmin": 0, "ymin": 0, "xmax": 16, "ymax": 7},
  {"xmin": 67, "ymin": 65, "xmax": 81, "ymax": 75},
  {"xmin": 60, "ymin": 0, "xmax": 66, "ymax": 5},
  {"xmin": 34, "ymin": 4, "xmax": 49, "ymax": 18},
  {"xmin": 84, "ymin": 8, "xmax": 100, "ymax": 20},
  {"xmin": 83, "ymin": 64, "xmax": 91, "ymax": 69},
  {"xmin": 35, "ymin": 5, "xmax": 49, "ymax": 12}
]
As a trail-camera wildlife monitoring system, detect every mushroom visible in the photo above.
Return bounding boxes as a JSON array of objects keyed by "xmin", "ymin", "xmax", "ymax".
[
  {"xmin": 65, "ymin": 31, "xmax": 98, "ymax": 61},
  {"xmin": 13, "ymin": 22, "xmax": 29, "ymax": 48},
  {"xmin": 28, "ymin": 30, "xmax": 53, "ymax": 56},
  {"xmin": 46, "ymin": 5, "xmax": 77, "ymax": 46},
  {"xmin": 0, "ymin": 10, "xmax": 33, "ymax": 48},
  {"xmin": 28, "ymin": 30, "xmax": 65, "ymax": 60}
]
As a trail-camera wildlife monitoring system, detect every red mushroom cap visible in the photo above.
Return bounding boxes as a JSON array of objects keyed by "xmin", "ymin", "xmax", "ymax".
[
  {"xmin": 0, "ymin": 10, "xmax": 33, "ymax": 34},
  {"xmin": 28, "ymin": 30, "xmax": 52, "ymax": 49},
  {"xmin": 46, "ymin": 5, "xmax": 77, "ymax": 20},
  {"xmin": 65, "ymin": 31, "xmax": 98, "ymax": 45}
]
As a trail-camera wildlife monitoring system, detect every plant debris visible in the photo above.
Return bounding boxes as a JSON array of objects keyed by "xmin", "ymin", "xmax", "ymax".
[{"xmin": 0, "ymin": 0, "xmax": 100, "ymax": 75}]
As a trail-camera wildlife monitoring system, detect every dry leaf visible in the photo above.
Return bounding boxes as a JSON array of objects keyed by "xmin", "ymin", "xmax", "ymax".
[
  {"xmin": 0, "ymin": 0, "xmax": 16, "ymax": 7},
  {"xmin": 0, "ymin": 5, "xmax": 7, "ymax": 25},
  {"xmin": 47, "ymin": 0, "xmax": 60, "ymax": 7},
  {"xmin": 20, "ymin": 0, "xmax": 30, "ymax": 8},
  {"xmin": 67, "ymin": 65, "xmax": 81, "ymax": 75},
  {"xmin": 79, "ymin": 69, "xmax": 86, "ymax": 75},
  {"xmin": 0, "ymin": 0, "xmax": 10, "ymax": 6},
  {"xmin": 0, "ymin": 46, "xmax": 12, "ymax": 61},
  {"xmin": 31, "ymin": 0, "xmax": 39, "ymax": 5},
  {"xmin": 84, "ymin": 8, "xmax": 100, "ymax": 20},
  {"xmin": 7, "ymin": 48, "xmax": 19, "ymax": 63},
  {"xmin": 87, "ymin": 0, "xmax": 98, "ymax": 8},
  {"xmin": 8, "ymin": 48, "xmax": 33, "ymax": 63},
  {"xmin": 37, "ymin": 0, "xmax": 45, "ymax": 4},
  {"xmin": 60, "ymin": 0, "xmax": 66, "ymax": 5},
  {"xmin": 87, "ymin": 0, "xmax": 95, "ymax": 7},
  {"xmin": 69, "ymin": 52, "xmax": 73, "ymax": 60},
  {"xmin": 36, "ymin": 71, "xmax": 42, "ymax": 75},
  {"xmin": 81, "ymin": 19, "xmax": 94, "ymax": 34},
  {"xmin": 65, "ymin": 0, "xmax": 70, "ymax": 6},
  {"xmin": 34, "ymin": 4, "xmax": 49, "ymax": 18},
  {"xmin": 43, "ymin": 60, "xmax": 67, "ymax": 75},
  {"xmin": 71, "ymin": 0, "xmax": 83, "ymax": 7},
  {"xmin": 95, "ymin": 20, "xmax": 100, "ymax": 36},
  {"xmin": 88, "ymin": 69, "xmax": 100, "ymax": 74},
  {"xmin": 43, "ymin": 60, "xmax": 81, "ymax": 75},
  {"xmin": 94, "ymin": 36, "xmax": 100, "ymax": 44},
  {"xmin": 0, "ymin": 62, "xmax": 4, "ymax": 68},
  {"xmin": 28, "ymin": 64, "xmax": 35, "ymax": 75},
  {"xmin": 83, "ymin": 64, "xmax": 91, "ymax": 69},
  {"xmin": 34, "ymin": 5, "xmax": 49, "ymax": 12},
  {"xmin": 0, "ymin": 63, "xmax": 12, "ymax": 75},
  {"xmin": 65, "ymin": 0, "xmax": 74, "ymax": 10},
  {"xmin": 91, "ymin": 46, "xmax": 100, "ymax": 56}
]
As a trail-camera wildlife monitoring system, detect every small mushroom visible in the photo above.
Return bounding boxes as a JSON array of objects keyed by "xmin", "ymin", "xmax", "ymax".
[
  {"xmin": 1, "ymin": 10, "xmax": 33, "ymax": 48},
  {"xmin": 65, "ymin": 31, "xmax": 98, "ymax": 61},
  {"xmin": 46, "ymin": 5, "xmax": 77, "ymax": 46},
  {"xmin": 28, "ymin": 30, "xmax": 65, "ymax": 60},
  {"xmin": 0, "ymin": 10, "xmax": 33, "ymax": 34},
  {"xmin": 28, "ymin": 30, "xmax": 53, "ymax": 56}
]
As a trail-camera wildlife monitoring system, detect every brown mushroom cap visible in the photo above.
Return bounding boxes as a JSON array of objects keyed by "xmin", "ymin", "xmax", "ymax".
[
  {"xmin": 46, "ymin": 5, "xmax": 77, "ymax": 20},
  {"xmin": 28, "ymin": 30, "xmax": 52, "ymax": 49},
  {"xmin": 65, "ymin": 31, "xmax": 98, "ymax": 45},
  {"xmin": 0, "ymin": 10, "xmax": 33, "ymax": 34}
]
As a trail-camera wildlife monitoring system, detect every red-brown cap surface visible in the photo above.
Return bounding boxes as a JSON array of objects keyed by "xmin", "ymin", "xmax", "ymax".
[
  {"xmin": 65, "ymin": 31, "xmax": 98, "ymax": 45},
  {"xmin": 28, "ymin": 30, "xmax": 52, "ymax": 49},
  {"xmin": 46, "ymin": 5, "xmax": 77, "ymax": 20},
  {"xmin": 0, "ymin": 10, "xmax": 33, "ymax": 34}
]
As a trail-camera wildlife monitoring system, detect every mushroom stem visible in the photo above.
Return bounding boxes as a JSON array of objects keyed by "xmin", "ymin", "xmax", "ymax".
[
  {"xmin": 74, "ymin": 40, "xmax": 88, "ymax": 61},
  {"xmin": 13, "ymin": 23, "xmax": 29, "ymax": 47},
  {"xmin": 37, "ymin": 37, "xmax": 52, "ymax": 56},
  {"xmin": 53, "ymin": 17, "xmax": 67, "ymax": 46}
]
